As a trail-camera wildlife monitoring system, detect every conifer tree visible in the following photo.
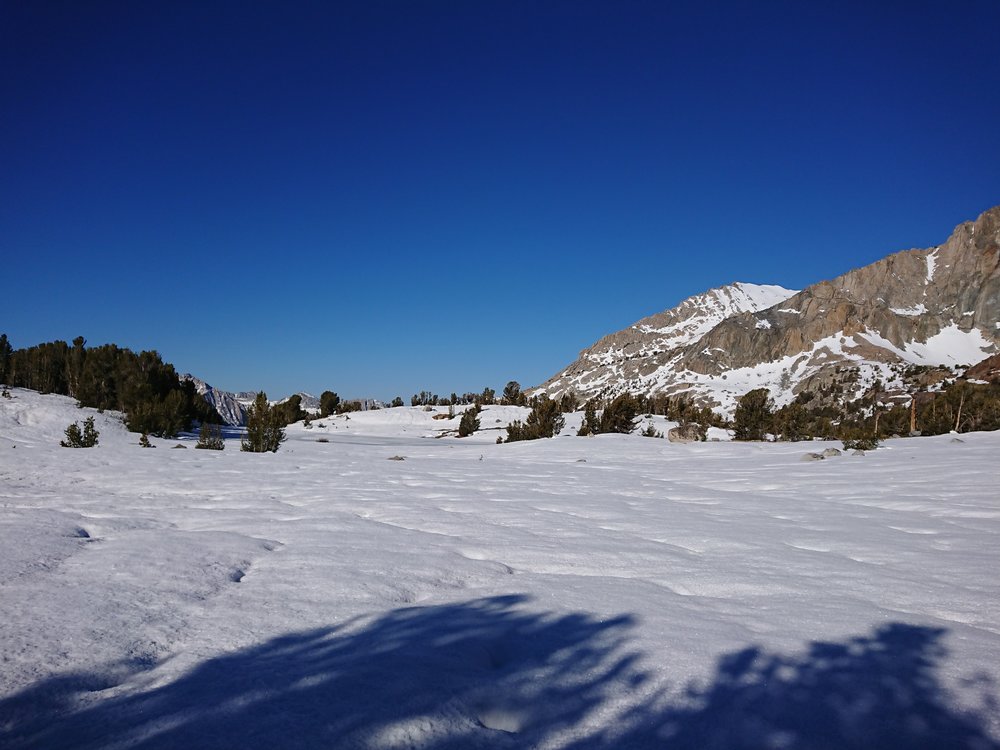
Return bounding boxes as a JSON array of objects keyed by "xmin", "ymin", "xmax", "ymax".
[
  {"xmin": 61, "ymin": 416, "xmax": 99, "ymax": 448},
  {"xmin": 458, "ymin": 406, "xmax": 480, "ymax": 437},
  {"xmin": 578, "ymin": 400, "xmax": 599, "ymax": 436},
  {"xmin": 320, "ymin": 391, "xmax": 341, "ymax": 417},
  {"xmin": 241, "ymin": 392, "xmax": 285, "ymax": 453},
  {"xmin": 501, "ymin": 381, "xmax": 525, "ymax": 405},
  {"xmin": 598, "ymin": 393, "xmax": 641, "ymax": 434},
  {"xmin": 734, "ymin": 388, "xmax": 774, "ymax": 441}
]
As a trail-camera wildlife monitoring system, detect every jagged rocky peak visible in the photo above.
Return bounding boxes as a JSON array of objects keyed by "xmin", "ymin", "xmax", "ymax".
[
  {"xmin": 682, "ymin": 204, "xmax": 1000, "ymax": 377},
  {"xmin": 531, "ymin": 205, "xmax": 1000, "ymax": 416}
]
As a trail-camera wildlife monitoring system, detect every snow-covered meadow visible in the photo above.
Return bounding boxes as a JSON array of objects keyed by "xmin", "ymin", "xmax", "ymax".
[{"xmin": 2, "ymin": 388, "xmax": 999, "ymax": 749}]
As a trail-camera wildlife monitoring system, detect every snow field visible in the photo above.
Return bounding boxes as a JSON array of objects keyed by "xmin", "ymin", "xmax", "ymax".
[{"xmin": 1, "ymin": 389, "xmax": 999, "ymax": 748}]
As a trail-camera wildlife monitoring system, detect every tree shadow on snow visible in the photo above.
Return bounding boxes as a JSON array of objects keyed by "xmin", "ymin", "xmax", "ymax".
[
  {"xmin": 1, "ymin": 596, "xmax": 997, "ymax": 749},
  {"xmin": 575, "ymin": 622, "xmax": 1000, "ymax": 750}
]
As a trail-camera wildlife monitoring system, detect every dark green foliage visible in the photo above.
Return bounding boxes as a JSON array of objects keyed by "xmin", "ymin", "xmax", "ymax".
[
  {"xmin": 843, "ymin": 436, "xmax": 880, "ymax": 451},
  {"xmin": 578, "ymin": 400, "xmax": 599, "ymax": 436},
  {"xmin": 337, "ymin": 399, "xmax": 363, "ymax": 413},
  {"xmin": 640, "ymin": 420, "xmax": 663, "ymax": 438},
  {"xmin": 504, "ymin": 396, "xmax": 564, "ymax": 442},
  {"xmin": 61, "ymin": 416, "xmax": 99, "ymax": 448},
  {"xmin": 527, "ymin": 397, "xmax": 564, "ymax": 437},
  {"xmin": 733, "ymin": 388, "xmax": 774, "ymax": 441},
  {"xmin": 772, "ymin": 402, "xmax": 811, "ymax": 441},
  {"xmin": 765, "ymin": 378, "xmax": 1000, "ymax": 442},
  {"xmin": 196, "ymin": 422, "xmax": 225, "ymax": 450},
  {"xmin": 480, "ymin": 386, "xmax": 496, "ymax": 405},
  {"xmin": 458, "ymin": 406, "xmax": 480, "ymax": 437},
  {"xmin": 0, "ymin": 333, "xmax": 12, "ymax": 385},
  {"xmin": 320, "ymin": 391, "xmax": 341, "ymax": 417},
  {"xmin": 241, "ymin": 392, "xmax": 285, "ymax": 453},
  {"xmin": 274, "ymin": 394, "xmax": 307, "ymax": 426},
  {"xmin": 411, "ymin": 391, "xmax": 444, "ymax": 406},
  {"xmin": 558, "ymin": 391, "xmax": 580, "ymax": 414},
  {"xmin": 501, "ymin": 381, "xmax": 525, "ymax": 406},
  {"xmin": 391, "ymin": 396, "xmax": 404, "ymax": 408},
  {"xmin": 598, "ymin": 393, "xmax": 642, "ymax": 434},
  {"xmin": 4, "ymin": 337, "xmax": 219, "ymax": 437}
]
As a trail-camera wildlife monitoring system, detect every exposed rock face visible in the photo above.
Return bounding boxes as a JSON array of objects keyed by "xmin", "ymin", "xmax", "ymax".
[
  {"xmin": 964, "ymin": 353, "xmax": 1000, "ymax": 383},
  {"xmin": 531, "ymin": 206, "xmax": 1000, "ymax": 416},
  {"xmin": 683, "ymin": 205, "xmax": 1000, "ymax": 376},
  {"xmin": 182, "ymin": 375, "xmax": 247, "ymax": 426},
  {"xmin": 531, "ymin": 283, "xmax": 796, "ymax": 402}
]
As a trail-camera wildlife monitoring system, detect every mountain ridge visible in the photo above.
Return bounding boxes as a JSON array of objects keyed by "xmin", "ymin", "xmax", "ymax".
[{"xmin": 531, "ymin": 206, "xmax": 1000, "ymax": 415}]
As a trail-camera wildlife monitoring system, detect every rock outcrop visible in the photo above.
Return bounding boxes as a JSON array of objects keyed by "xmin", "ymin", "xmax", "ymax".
[{"xmin": 182, "ymin": 375, "xmax": 247, "ymax": 426}]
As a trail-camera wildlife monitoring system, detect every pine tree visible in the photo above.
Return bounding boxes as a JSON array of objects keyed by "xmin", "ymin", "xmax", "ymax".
[
  {"xmin": 241, "ymin": 392, "xmax": 285, "ymax": 453},
  {"xmin": 734, "ymin": 388, "xmax": 774, "ymax": 441},
  {"xmin": 599, "ymin": 393, "xmax": 641, "ymax": 434},
  {"xmin": 61, "ymin": 416, "xmax": 99, "ymax": 448},
  {"xmin": 320, "ymin": 391, "xmax": 341, "ymax": 417},
  {"xmin": 458, "ymin": 406, "xmax": 480, "ymax": 437},
  {"xmin": 501, "ymin": 381, "xmax": 524, "ymax": 405},
  {"xmin": 578, "ymin": 401, "xmax": 599, "ymax": 436}
]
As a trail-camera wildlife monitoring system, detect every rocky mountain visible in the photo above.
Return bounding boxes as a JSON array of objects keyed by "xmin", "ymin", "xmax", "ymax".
[
  {"xmin": 182, "ymin": 375, "xmax": 248, "ymax": 426},
  {"xmin": 532, "ymin": 283, "xmax": 796, "ymax": 402},
  {"xmin": 532, "ymin": 205, "xmax": 1000, "ymax": 415}
]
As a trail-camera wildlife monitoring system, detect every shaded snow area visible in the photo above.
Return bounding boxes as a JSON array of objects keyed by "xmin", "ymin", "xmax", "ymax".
[{"xmin": 2, "ymin": 389, "xmax": 1000, "ymax": 749}]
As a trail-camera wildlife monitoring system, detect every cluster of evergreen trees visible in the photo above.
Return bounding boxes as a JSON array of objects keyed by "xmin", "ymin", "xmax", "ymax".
[
  {"xmin": 503, "ymin": 397, "xmax": 564, "ymax": 442},
  {"xmin": 409, "ymin": 388, "xmax": 495, "ymax": 407},
  {"xmin": 732, "ymin": 378, "xmax": 1000, "ymax": 443},
  {"xmin": 0, "ymin": 334, "xmax": 220, "ymax": 437}
]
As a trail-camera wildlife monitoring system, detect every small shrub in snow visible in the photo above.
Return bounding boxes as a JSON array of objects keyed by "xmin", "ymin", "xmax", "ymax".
[
  {"xmin": 61, "ymin": 416, "xmax": 99, "ymax": 448},
  {"xmin": 640, "ymin": 420, "xmax": 663, "ymax": 438},
  {"xmin": 843, "ymin": 436, "xmax": 879, "ymax": 451},
  {"xmin": 196, "ymin": 423, "xmax": 225, "ymax": 450},
  {"xmin": 139, "ymin": 433, "xmax": 154, "ymax": 448}
]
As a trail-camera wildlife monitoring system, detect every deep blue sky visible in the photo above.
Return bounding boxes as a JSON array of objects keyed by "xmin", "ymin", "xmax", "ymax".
[{"xmin": 3, "ymin": 1, "xmax": 999, "ymax": 399}]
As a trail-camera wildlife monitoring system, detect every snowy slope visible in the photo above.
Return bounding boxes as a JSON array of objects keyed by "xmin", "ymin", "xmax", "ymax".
[
  {"xmin": 1, "ymin": 388, "xmax": 999, "ymax": 748},
  {"xmin": 533, "ymin": 282, "xmax": 797, "ymax": 402}
]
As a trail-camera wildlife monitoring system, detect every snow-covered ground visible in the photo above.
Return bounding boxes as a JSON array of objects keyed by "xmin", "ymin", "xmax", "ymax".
[{"xmin": 2, "ymin": 388, "xmax": 999, "ymax": 749}]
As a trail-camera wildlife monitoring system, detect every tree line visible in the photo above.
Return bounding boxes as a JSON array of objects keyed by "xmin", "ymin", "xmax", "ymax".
[{"xmin": 0, "ymin": 334, "xmax": 219, "ymax": 437}]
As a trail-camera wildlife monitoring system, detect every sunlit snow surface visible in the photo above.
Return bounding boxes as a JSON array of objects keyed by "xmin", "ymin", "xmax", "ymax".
[{"xmin": 2, "ymin": 389, "xmax": 999, "ymax": 749}]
